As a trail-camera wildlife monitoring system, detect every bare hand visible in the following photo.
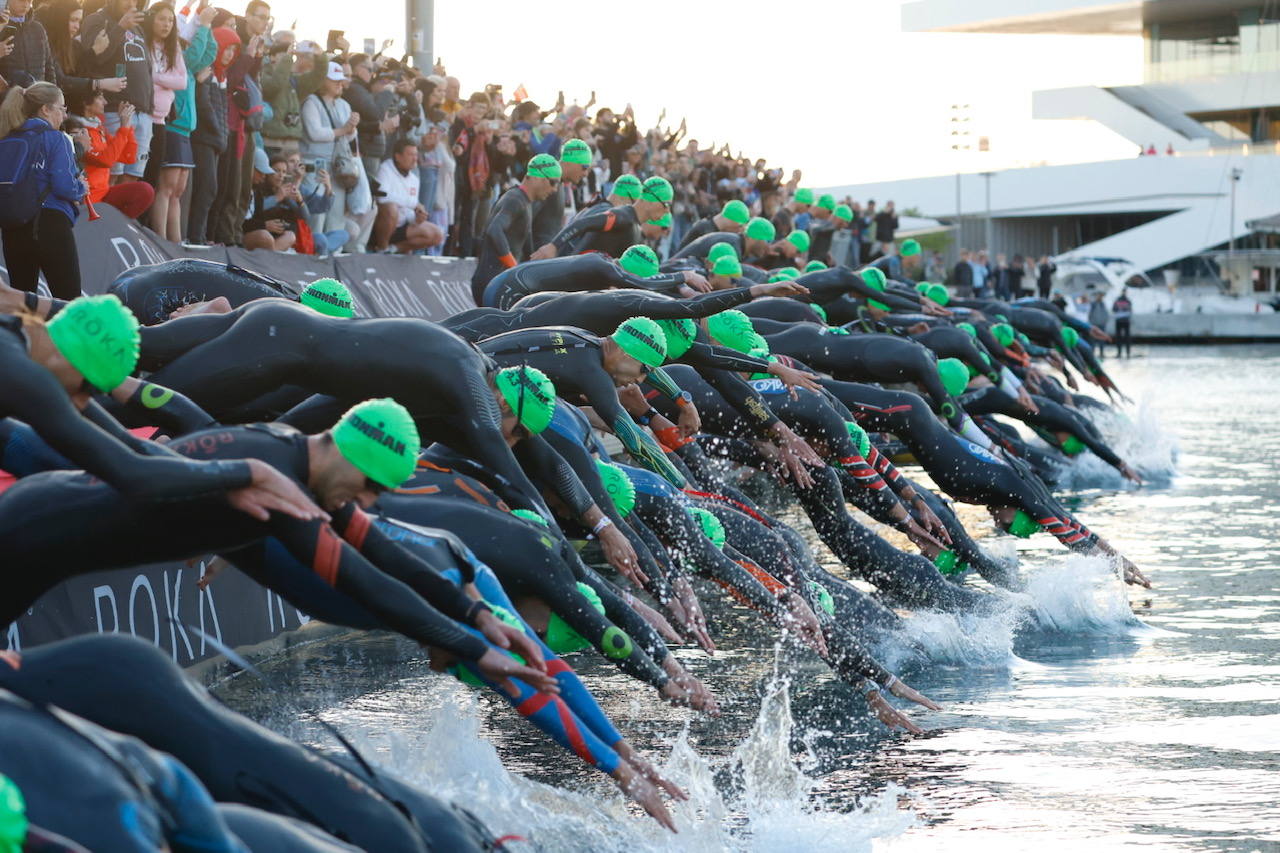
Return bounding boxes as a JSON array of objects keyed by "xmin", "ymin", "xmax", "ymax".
[
  {"xmin": 750, "ymin": 281, "xmax": 810, "ymax": 299},
  {"xmin": 0, "ymin": 37, "xmax": 13, "ymax": 59},
  {"xmin": 676, "ymin": 401, "xmax": 700, "ymax": 438},
  {"xmin": 768, "ymin": 361, "xmax": 823, "ymax": 395},
  {"xmin": 599, "ymin": 524, "xmax": 646, "ymax": 586},
  {"xmin": 475, "ymin": 610, "xmax": 548, "ymax": 673},
  {"xmin": 197, "ymin": 5, "xmax": 217, "ymax": 26},
  {"xmin": 616, "ymin": 743, "xmax": 687, "ymax": 803},
  {"xmin": 227, "ymin": 459, "xmax": 329, "ymax": 522},
  {"xmin": 196, "ymin": 556, "xmax": 229, "ymax": 590},
  {"xmin": 1120, "ymin": 462, "xmax": 1143, "ymax": 485},
  {"xmin": 669, "ymin": 575, "xmax": 714, "ymax": 653},
  {"xmin": 867, "ymin": 689, "xmax": 924, "ymax": 735},
  {"xmin": 265, "ymin": 219, "xmax": 287, "ymax": 235},
  {"xmin": 471, "ymin": 646, "xmax": 559, "ymax": 697},
  {"xmin": 664, "ymin": 673, "xmax": 720, "ymax": 716},
  {"xmin": 911, "ymin": 497, "xmax": 952, "ymax": 545},
  {"xmin": 920, "ymin": 297, "xmax": 952, "ymax": 318},
  {"xmin": 1121, "ymin": 556, "xmax": 1152, "ymax": 588},
  {"xmin": 118, "ymin": 9, "xmax": 143, "ymax": 30},
  {"xmin": 1016, "ymin": 387, "xmax": 1039, "ymax": 414},
  {"xmin": 610, "ymin": 763, "xmax": 677, "ymax": 833},
  {"xmin": 529, "ymin": 242, "xmax": 557, "ymax": 261},
  {"xmin": 779, "ymin": 594, "xmax": 828, "ymax": 657},
  {"xmin": 681, "ymin": 271, "xmax": 711, "ymax": 292},
  {"xmin": 888, "ymin": 677, "xmax": 943, "ymax": 711},
  {"xmin": 774, "ymin": 439, "xmax": 815, "ymax": 490},
  {"xmin": 901, "ymin": 516, "xmax": 948, "ymax": 554}
]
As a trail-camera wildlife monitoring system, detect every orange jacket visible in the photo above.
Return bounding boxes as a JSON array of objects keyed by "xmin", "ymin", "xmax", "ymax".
[{"xmin": 82, "ymin": 118, "xmax": 138, "ymax": 203}]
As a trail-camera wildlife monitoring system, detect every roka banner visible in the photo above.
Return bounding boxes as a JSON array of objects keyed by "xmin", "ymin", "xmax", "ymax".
[{"xmin": 2, "ymin": 208, "xmax": 480, "ymax": 662}]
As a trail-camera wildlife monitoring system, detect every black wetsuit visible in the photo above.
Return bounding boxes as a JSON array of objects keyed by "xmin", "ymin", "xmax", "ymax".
[
  {"xmin": 108, "ymin": 258, "xmax": 292, "ymax": 325},
  {"xmin": 962, "ymin": 386, "xmax": 1124, "ymax": 469},
  {"xmin": 471, "ymin": 184, "xmax": 536, "ymax": 303},
  {"xmin": 0, "ymin": 423, "xmax": 493, "ymax": 655},
  {"xmin": 740, "ymin": 297, "xmax": 826, "ymax": 325},
  {"xmin": 670, "ymin": 231, "xmax": 745, "ymax": 262},
  {"xmin": 0, "ymin": 315, "xmax": 253, "ymax": 501},
  {"xmin": 551, "ymin": 203, "xmax": 641, "ymax": 258},
  {"xmin": 675, "ymin": 217, "xmax": 723, "ymax": 251},
  {"xmin": 476, "ymin": 326, "xmax": 685, "ymax": 484},
  {"xmin": 138, "ymin": 299, "xmax": 550, "ymax": 516},
  {"xmin": 0, "ymin": 635, "xmax": 492, "ymax": 853},
  {"xmin": 482, "ymin": 252, "xmax": 687, "ymax": 309},
  {"xmin": 0, "ymin": 690, "xmax": 248, "ymax": 853}
]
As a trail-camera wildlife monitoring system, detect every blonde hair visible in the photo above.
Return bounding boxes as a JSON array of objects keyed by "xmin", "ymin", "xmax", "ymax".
[{"xmin": 0, "ymin": 82, "xmax": 64, "ymax": 138}]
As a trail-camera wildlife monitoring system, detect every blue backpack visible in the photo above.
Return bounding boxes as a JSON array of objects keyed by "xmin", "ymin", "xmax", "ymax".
[{"xmin": 0, "ymin": 128, "xmax": 49, "ymax": 229}]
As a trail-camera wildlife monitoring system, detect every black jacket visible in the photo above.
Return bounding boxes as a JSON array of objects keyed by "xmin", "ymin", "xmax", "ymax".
[
  {"xmin": 192, "ymin": 76, "xmax": 229, "ymax": 152},
  {"xmin": 78, "ymin": 11, "xmax": 152, "ymax": 113},
  {"xmin": 342, "ymin": 79, "xmax": 386, "ymax": 160},
  {"xmin": 952, "ymin": 260, "xmax": 973, "ymax": 290},
  {"xmin": 0, "ymin": 16, "xmax": 56, "ymax": 86}
]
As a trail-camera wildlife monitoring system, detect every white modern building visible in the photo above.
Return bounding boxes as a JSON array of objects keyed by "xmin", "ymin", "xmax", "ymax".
[{"xmin": 825, "ymin": 0, "xmax": 1280, "ymax": 314}]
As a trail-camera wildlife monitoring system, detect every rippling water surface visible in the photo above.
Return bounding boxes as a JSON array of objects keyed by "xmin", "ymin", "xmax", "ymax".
[{"xmin": 218, "ymin": 344, "xmax": 1280, "ymax": 852}]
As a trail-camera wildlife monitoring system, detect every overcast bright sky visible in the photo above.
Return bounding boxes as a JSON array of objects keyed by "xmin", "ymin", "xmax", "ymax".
[{"xmin": 263, "ymin": 0, "xmax": 1144, "ymax": 186}]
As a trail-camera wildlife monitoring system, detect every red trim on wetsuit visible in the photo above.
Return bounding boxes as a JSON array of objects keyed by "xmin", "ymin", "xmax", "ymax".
[
  {"xmin": 839, "ymin": 456, "xmax": 889, "ymax": 491},
  {"xmin": 313, "ymin": 525, "xmax": 343, "ymax": 586},
  {"xmin": 415, "ymin": 459, "xmax": 452, "ymax": 473},
  {"xmin": 343, "ymin": 508, "xmax": 372, "ymax": 550},
  {"xmin": 454, "ymin": 477, "xmax": 493, "ymax": 506},
  {"xmin": 602, "ymin": 211, "xmax": 617, "ymax": 232},
  {"xmin": 682, "ymin": 488, "xmax": 771, "ymax": 525},
  {"xmin": 543, "ymin": 658, "xmax": 573, "ymax": 676},
  {"xmin": 738, "ymin": 559, "xmax": 789, "ymax": 596},
  {"xmin": 393, "ymin": 485, "xmax": 442, "ymax": 495}
]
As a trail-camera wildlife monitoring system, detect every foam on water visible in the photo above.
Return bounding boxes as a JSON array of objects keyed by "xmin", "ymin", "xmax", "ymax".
[
  {"xmin": 291, "ymin": 665, "xmax": 914, "ymax": 852},
  {"xmin": 1055, "ymin": 395, "xmax": 1178, "ymax": 490}
]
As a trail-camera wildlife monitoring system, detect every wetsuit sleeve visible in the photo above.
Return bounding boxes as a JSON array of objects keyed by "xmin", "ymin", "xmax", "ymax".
[
  {"xmin": 481, "ymin": 194, "xmax": 521, "ymax": 267},
  {"xmin": 700, "ymin": 370, "xmax": 780, "ymax": 432},
  {"xmin": 585, "ymin": 371, "xmax": 686, "ymax": 486},
  {"xmin": 680, "ymin": 340, "xmax": 770, "ymax": 373},
  {"xmin": 328, "ymin": 504, "xmax": 490, "ymax": 624},
  {"xmin": 514, "ymin": 435, "xmax": 595, "ymax": 518},
  {"xmin": 0, "ymin": 358, "xmax": 253, "ymax": 500},
  {"xmin": 266, "ymin": 513, "xmax": 489, "ymax": 659},
  {"xmin": 550, "ymin": 205, "xmax": 632, "ymax": 254},
  {"xmin": 137, "ymin": 310, "xmax": 242, "ymax": 371},
  {"xmin": 111, "ymin": 381, "xmax": 218, "ymax": 435},
  {"xmin": 644, "ymin": 288, "xmax": 756, "ymax": 319}
]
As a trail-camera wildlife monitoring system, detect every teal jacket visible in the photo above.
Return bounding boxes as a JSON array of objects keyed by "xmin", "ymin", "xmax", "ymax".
[{"xmin": 171, "ymin": 26, "xmax": 215, "ymax": 137}]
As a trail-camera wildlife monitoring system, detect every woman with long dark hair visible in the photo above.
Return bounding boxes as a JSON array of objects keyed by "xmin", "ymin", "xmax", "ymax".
[
  {"xmin": 144, "ymin": 1, "xmax": 187, "ymax": 239},
  {"xmin": 37, "ymin": 0, "xmax": 126, "ymax": 104},
  {"xmin": 0, "ymin": 82, "xmax": 86, "ymax": 298}
]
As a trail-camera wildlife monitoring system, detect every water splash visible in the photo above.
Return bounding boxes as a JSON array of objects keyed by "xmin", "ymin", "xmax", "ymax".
[{"xmin": 1056, "ymin": 395, "xmax": 1178, "ymax": 490}]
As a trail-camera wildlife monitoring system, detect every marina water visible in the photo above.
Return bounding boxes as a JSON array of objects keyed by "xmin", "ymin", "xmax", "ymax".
[{"xmin": 216, "ymin": 344, "xmax": 1280, "ymax": 852}]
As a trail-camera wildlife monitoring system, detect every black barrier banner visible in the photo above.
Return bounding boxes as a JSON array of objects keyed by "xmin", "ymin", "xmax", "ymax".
[
  {"xmin": 0, "ymin": 205, "xmax": 478, "ymax": 317},
  {"xmin": 5, "ymin": 560, "xmax": 313, "ymax": 666}
]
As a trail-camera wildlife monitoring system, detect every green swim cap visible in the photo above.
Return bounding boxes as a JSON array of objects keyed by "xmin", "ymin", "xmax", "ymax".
[
  {"xmin": 775, "ymin": 266, "xmax": 800, "ymax": 280},
  {"xmin": 787, "ymin": 230, "xmax": 811, "ymax": 253},
  {"xmin": 333, "ymin": 398, "xmax": 421, "ymax": 488},
  {"xmin": 992, "ymin": 323, "xmax": 1016, "ymax": 347},
  {"xmin": 707, "ymin": 242, "xmax": 738, "ymax": 264},
  {"xmin": 915, "ymin": 282, "xmax": 931, "ymax": 296},
  {"xmin": 806, "ymin": 580, "xmax": 835, "ymax": 617},
  {"xmin": 1061, "ymin": 326, "xmax": 1080, "ymax": 349},
  {"xmin": 595, "ymin": 460, "xmax": 635, "ymax": 517},
  {"xmin": 816, "ymin": 194, "xmax": 836, "ymax": 211},
  {"xmin": 845, "ymin": 420, "xmax": 871, "ymax": 457},
  {"xmin": 687, "ymin": 506, "xmax": 726, "ymax": 549},
  {"xmin": 746, "ymin": 332, "xmax": 769, "ymax": 357},
  {"xmin": 300, "ymin": 278, "xmax": 355, "ymax": 317},
  {"xmin": 805, "ymin": 260, "xmax": 828, "ymax": 272},
  {"xmin": 749, "ymin": 352, "xmax": 777, "ymax": 381},
  {"xmin": 1017, "ymin": 332, "xmax": 1031, "ymax": 346},
  {"xmin": 1008, "ymin": 509, "xmax": 1040, "ymax": 538},
  {"xmin": 560, "ymin": 138, "xmax": 592, "ymax": 166},
  {"xmin": 612, "ymin": 316, "xmax": 667, "ymax": 368},
  {"xmin": 934, "ymin": 549, "xmax": 961, "ymax": 575},
  {"xmin": 527, "ymin": 153, "xmax": 562, "ymax": 181},
  {"xmin": 810, "ymin": 303, "xmax": 827, "ymax": 323},
  {"xmin": 653, "ymin": 318, "xmax": 697, "ymax": 360},
  {"xmin": 721, "ymin": 199, "xmax": 750, "ymax": 225},
  {"xmin": 926, "ymin": 283, "xmax": 950, "ymax": 306},
  {"xmin": 901, "ymin": 238, "xmax": 921, "ymax": 257},
  {"xmin": 511, "ymin": 508, "xmax": 548, "ymax": 526},
  {"xmin": 640, "ymin": 176, "xmax": 673, "ymax": 204},
  {"xmin": 794, "ymin": 187, "xmax": 815, "ymax": 205},
  {"xmin": 745, "ymin": 217, "xmax": 776, "ymax": 243},
  {"xmin": 544, "ymin": 581, "xmax": 606, "ymax": 655},
  {"xmin": 956, "ymin": 322, "xmax": 977, "ymax": 338},
  {"xmin": 938, "ymin": 357, "xmax": 969, "ymax": 397},
  {"xmin": 45, "ymin": 294, "xmax": 140, "ymax": 393},
  {"xmin": 767, "ymin": 272, "xmax": 790, "ymax": 283},
  {"xmin": 495, "ymin": 366, "xmax": 557, "ymax": 435},
  {"xmin": 707, "ymin": 309, "xmax": 757, "ymax": 353},
  {"xmin": 833, "ymin": 204, "xmax": 853, "ymax": 222},
  {"xmin": 861, "ymin": 267, "xmax": 887, "ymax": 291},
  {"xmin": 612, "ymin": 174, "xmax": 642, "ymax": 201},
  {"xmin": 712, "ymin": 254, "xmax": 743, "ymax": 278},
  {"xmin": 620, "ymin": 244, "xmax": 660, "ymax": 279},
  {"xmin": 1060, "ymin": 434, "xmax": 1086, "ymax": 455},
  {"xmin": 647, "ymin": 213, "xmax": 672, "ymax": 228},
  {"xmin": 0, "ymin": 775, "xmax": 26, "ymax": 853}
]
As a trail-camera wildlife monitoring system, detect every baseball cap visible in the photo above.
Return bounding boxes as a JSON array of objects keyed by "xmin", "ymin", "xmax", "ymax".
[
  {"xmin": 253, "ymin": 147, "xmax": 273, "ymax": 175},
  {"xmin": 295, "ymin": 39, "xmax": 320, "ymax": 54},
  {"xmin": 325, "ymin": 61, "xmax": 347, "ymax": 81}
]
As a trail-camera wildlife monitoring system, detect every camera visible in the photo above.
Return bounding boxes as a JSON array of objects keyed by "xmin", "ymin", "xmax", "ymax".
[{"xmin": 397, "ymin": 103, "xmax": 421, "ymax": 129}]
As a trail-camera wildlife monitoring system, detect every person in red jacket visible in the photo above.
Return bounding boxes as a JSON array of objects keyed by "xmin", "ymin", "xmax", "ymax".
[{"xmin": 75, "ymin": 88, "xmax": 154, "ymax": 218}]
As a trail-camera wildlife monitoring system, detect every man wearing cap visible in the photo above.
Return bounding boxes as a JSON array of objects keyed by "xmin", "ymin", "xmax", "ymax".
[
  {"xmin": 345, "ymin": 53, "xmax": 400, "ymax": 179},
  {"xmin": 545, "ymin": 176, "xmax": 673, "ymax": 260},
  {"xmin": 674, "ymin": 199, "xmax": 749, "ymax": 252},
  {"xmin": 871, "ymin": 238, "xmax": 923, "ymax": 285},
  {"xmin": 829, "ymin": 204, "xmax": 855, "ymax": 267},
  {"xmin": 529, "ymin": 137, "xmax": 594, "ymax": 257},
  {"xmin": 791, "ymin": 188, "xmax": 815, "ymax": 231},
  {"xmin": 470, "ymin": 154, "xmax": 563, "ymax": 303},
  {"xmin": 670, "ymin": 216, "xmax": 778, "ymax": 267}
]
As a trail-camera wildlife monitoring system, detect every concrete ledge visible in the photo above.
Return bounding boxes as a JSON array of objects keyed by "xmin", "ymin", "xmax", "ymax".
[{"xmin": 1131, "ymin": 312, "xmax": 1280, "ymax": 341}]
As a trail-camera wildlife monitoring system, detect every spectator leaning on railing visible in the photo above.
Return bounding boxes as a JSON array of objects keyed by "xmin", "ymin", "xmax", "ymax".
[{"xmin": 0, "ymin": 81, "xmax": 87, "ymax": 299}]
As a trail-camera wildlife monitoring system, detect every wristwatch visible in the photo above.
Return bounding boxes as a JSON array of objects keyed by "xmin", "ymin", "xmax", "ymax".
[{"xmin": 674, "ymin": 390, "xmax": 693, "ymax": 408}]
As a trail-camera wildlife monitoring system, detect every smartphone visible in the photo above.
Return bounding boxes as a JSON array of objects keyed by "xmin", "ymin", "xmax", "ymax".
[
  {"xmin": 304, "ymin": 163, "xmax": 316, "ymax": 173},
  {"xmin": 115, "ymin": 63, "xmax": 126, "ymax": 78},
  {"xmin": 0, "ymin": 23, "xmax": 18, "ymax": 41},
  {"xmin": 325, "ymin": 29, "xmax": 344, "ymax": 53}
]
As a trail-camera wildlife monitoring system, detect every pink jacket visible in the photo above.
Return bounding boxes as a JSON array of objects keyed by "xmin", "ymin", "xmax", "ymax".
[{"xmin": 150, "ymin": 45, "xmax": 189, "ymax": 124}]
